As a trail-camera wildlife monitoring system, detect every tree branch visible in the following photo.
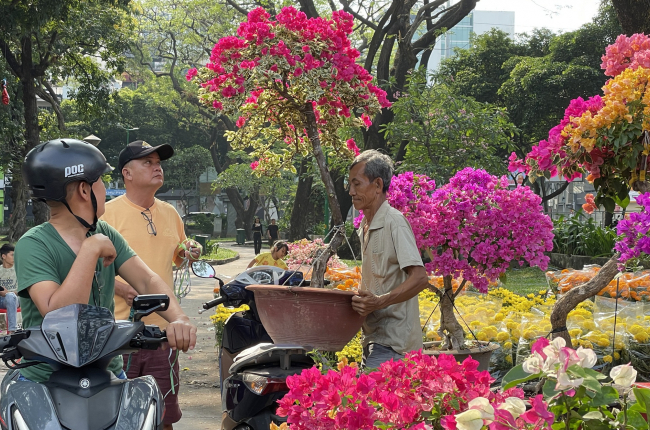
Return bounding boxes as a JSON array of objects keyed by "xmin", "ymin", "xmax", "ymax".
[
  {"xmin": 0, "ymin": 37, "xmax": 23, "ymax": 77},
  {"xmin": 339, "ymin": 0, "xmax": 378, "ymax": 30},
  {"xmin": 542, "ymin": 181, "xmax": 570, "ymax": 203},
  {"xmin": 363, "ymin": 0, "xmax": 398, "ymax": 72},
  {"xmin": 297, "ymin": 0, "xmax": 320, "ymax": 19},
  {"xmin": 36, "ymin": 79, "xmax": 66, "ymax": 132},
  {"xmin": 225, "ymin": 0, "xmax": 250, "ymax": 17},
  {"xmin": 412, "ymin": 0, "xmax": 478, "ymax": 52}
]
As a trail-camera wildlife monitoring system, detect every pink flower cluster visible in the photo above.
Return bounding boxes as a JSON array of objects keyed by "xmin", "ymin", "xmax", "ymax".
[
  {"xmin": 508, "ymin": 95, "xmax": 604, "ymax": 180},
  {"xmin": 601, "ymin": 33, "xmax": 650, "ymax": 77},
  {"xmin": 285, "ymin": 238, "xmax": 346, "ymax": 271},
  {"xmin": 190, "ymin": 6, "xmax": 390, "ymax": 121},
  {"xmin": 277, "ymin": 350, "xmax": 527, "ymax": 430},
  {"xmin": 615, "ymin": 192, "xmax": 650, "ymax": 267},
  {"xmin": 356, "ymin": 169, "xmax": 553, "ymax": 292}
]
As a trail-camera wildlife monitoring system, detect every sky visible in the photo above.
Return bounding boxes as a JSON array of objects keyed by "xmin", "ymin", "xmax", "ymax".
[{"xmin": 475, "ymin": 0, "xmax": 602, "ymax": 34}]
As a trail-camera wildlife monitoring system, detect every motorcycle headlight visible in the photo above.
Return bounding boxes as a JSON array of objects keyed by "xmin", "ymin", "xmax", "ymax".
[
  {"xmin": 242, "ymin": 373, "xmax": 288, "ymax": 395},
  {"xmin": 140, "ymin": 403, "xmax": 156, "ymax": 430},
  {"xmin": 12, "ymin": 408, "xmax": 29, "ymax": 430}
]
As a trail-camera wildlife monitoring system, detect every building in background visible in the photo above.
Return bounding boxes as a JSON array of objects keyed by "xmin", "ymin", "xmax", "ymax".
[{"xmin": 427, "ymin": 4, "xmax": 515, "ymax": 71}]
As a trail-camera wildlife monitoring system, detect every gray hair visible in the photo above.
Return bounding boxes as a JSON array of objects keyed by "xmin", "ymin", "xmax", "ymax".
[{"xmin": 349, "ymin": 150, "xmax": 394, "ymax": 193}]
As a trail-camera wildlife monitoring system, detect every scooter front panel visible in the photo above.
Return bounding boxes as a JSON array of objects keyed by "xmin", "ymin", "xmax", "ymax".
[
  {"xmin": 0, "ymin": 378, "xmax": 62, "ymax": 430},
  {"xmin": 114, "ymin": 375, "xmax": 164, "ymax": 430}
]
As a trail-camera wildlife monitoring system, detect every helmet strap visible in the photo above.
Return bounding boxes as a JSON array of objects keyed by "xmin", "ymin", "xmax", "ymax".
[{"xmin": 61, "ymin": 183, "xmax": 98, "ymax": 232}]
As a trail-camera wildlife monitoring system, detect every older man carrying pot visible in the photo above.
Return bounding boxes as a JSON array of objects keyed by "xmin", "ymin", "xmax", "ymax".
[{"xmin": 349, "ymin": 150, "xmax": 430, "ymax": 369}]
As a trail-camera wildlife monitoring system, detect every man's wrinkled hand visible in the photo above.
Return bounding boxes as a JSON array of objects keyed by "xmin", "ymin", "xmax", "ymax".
[
  {"xmin": 165, "ymin": 318, "xmax": 197, "ymax": 352},
  {"xmin": 351, "ymin": 289, "xmax": 385, "ymax": 316}
]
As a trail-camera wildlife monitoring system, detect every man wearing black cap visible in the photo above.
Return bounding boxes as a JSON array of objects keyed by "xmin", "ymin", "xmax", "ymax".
[{"xmin": 102, "ymin": 140, "xmax": 201, "ymax": 430}]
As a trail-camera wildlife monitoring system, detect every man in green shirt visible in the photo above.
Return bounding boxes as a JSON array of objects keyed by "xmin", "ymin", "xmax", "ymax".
[{"xmin": 15, "ymin": 138, "xmax": 197, "ymax": 383}]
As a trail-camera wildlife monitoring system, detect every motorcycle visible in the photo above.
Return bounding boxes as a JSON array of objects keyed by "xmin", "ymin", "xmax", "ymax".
[
  {"xmin": 0, "ymin": 294, "xmax": 171, "ymax": 430},
  {"xmin": 191, "ymin": 261, "xmax": 315, "ymax": 430}
]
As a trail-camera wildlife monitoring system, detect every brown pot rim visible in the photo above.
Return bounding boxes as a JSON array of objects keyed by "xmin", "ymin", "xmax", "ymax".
[
  {"xmin": 246, "ymin": 285, "xmax": 358, "ymax": 296},
  {"xmin": 423, "ymin": 340, "xmax": 500, "ymax": 354}
]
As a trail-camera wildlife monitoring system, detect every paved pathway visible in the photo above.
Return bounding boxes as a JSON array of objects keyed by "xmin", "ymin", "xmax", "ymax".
[{"xmin": 175, "ymin": 242, "xmax": 256, "ymax": 430}]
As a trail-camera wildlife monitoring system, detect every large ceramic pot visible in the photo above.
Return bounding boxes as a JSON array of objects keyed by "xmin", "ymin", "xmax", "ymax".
[
  {"xmin": 246, "ymin": 285, "xmax": 365, "ymax": 351},
  {"xmin": 423, "ymin": 341, "xmax": 500, "ymax": 371}
]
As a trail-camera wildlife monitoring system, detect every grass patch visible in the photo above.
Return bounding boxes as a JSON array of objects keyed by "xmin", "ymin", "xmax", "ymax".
[
  {"xmin": 341, "ymin": 259, "xmax": 362, "ymax": 267},
  {"xmin": 214, "ymin": 237, "xmax": 236, "ymax": 242},
  {"xmin": 202, "ymin": 247, "xmax": 238, "ymax": 261},
  {"xmin": 500, "ymin": 266, "xmax": 549, "ymax": 296}
]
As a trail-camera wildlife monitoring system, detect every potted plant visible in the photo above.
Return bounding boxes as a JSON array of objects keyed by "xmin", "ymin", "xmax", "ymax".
[
  {"xmin": 188, "ymin": 6, "xmax": 390, "ymax": 289},
  {"xmin": 509, "ymin": 33, "xmax": 650, "ymax": 343},
  {"xmin": 354, "ymin": 169, "xmax": 554, "ymax": 357}
]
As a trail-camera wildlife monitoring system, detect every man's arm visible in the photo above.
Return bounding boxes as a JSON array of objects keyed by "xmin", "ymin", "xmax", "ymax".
[
  {"xmin": 115, "ymin": 279, "xmax": 138, "ymax": 307},
  {"xmin": 117, "ymin": 256, "xmax": 196, "ymax": 352},
  {"xmin": 29, "ymin": 235, "xmax": 117, "ymax": 316},
  {"xmin": 351, "ymin": 265, "xmax": 429, "ymax": 316}
]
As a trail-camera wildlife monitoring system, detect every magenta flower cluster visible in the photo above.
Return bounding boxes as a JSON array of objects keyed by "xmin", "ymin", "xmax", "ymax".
[
  {"xmin": 601, "ymin": 33, "xmax": 650, "ymax": 77},
  {"xmin": 615, "ymin": 193, "xmax": 650, "ymax": 267},
  {"xmin": 187, "ymin": 6, "xmax": 390, "ymax": 117},
  {"xmin": 356, "ymin": 169, "xmax": 553, "ymax": 292},
  {"xmin": 276, "ymin": 350, "xmax": 527, "ymax": 429},
  {"xmin": 508, "ymin": 95, "xmax": 604, "ymax": 180}
]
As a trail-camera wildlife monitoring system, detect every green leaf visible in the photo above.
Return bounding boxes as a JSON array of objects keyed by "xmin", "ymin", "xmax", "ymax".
[
  {"xmin": 634, "ymin": 387, "xmax": 650, "ymax": 413},
  {"xmin": 601, "ymin": 197, "xmax": 616, "ymax": 213},
  {"xmin": 543, "ymin": 379, "xmax": 561, "ymax": 398},
  {"xmin": 625, "ymin": 410, "xmax": 649, "ymax": 429},
  {"xmin": 591, "ymin": 386, "xmax": 619, "ymax": 407},
  {"xmin": 582, "ymin": 411, "xmax": 604, "ymax": 420},
  {"xmin": 583, "ymin": 419, "xmax": 613, "ymax": 430},
  {"xmin": 501, "ymin": 364, "xmax": 541, "ymax": 390},
  {"xmin": 584, "ymin": 368, "xmax": 608, "ymax": 381}
]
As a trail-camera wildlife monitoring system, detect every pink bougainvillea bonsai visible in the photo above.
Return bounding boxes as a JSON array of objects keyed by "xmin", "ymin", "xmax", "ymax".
[
  {"xmin": 188, "ymin": 6, "xmax": 390, "ymax": 287},
  {"xmin": 357, "ymin": 169, "xmax": 554, "ymax": 350}
]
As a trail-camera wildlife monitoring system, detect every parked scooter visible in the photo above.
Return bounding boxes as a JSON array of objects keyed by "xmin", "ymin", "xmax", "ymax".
[
  {"xmin": 192, "ymin": 261, "xmax": 314, "ymax": 430},
  {"xmin": 0, "ymin": 294, "xmax": 171, "ymax": 430}
]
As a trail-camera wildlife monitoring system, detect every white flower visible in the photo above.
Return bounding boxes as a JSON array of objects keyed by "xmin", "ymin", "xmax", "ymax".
[
  {"xmin": 467, "ymin": 397, "xmax": 495, "ymax": 420},
  {"xmin": 455, "ymin": 409, "xmax": 485, "ymax": 430},
  {"xmin": 497, "ymin": 397, "xmax": 527, "ymax": 420},
  {"xmin": 576, "ymin": 346, "xmax": 597, "ymax": 369},
  {"xmin": 555, "ymin": 368, "xmax": 584, "ymax": 391},
  {"xmin": 610, "ymin": 363, "xmax": 637, "ymax": 388},
  {"xmin": 522, "ymin": 353, "xmax": 544, "ymax": 374}
]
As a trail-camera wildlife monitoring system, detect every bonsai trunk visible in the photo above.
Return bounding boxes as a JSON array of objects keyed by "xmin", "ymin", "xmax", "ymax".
[
  {"xmin": 304, "ymin": 103, "xmax": 345, "ymax": 288},
  {"xmin": 436, "ymin": 275, "xmax": 466, "ymax": 350},
  {"xmin": 550, "ymin": 253, "xmax": 620, "ymax": 345}
]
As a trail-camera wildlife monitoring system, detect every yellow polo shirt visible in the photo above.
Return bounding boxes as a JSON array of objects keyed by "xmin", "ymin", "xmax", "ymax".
[{"xmin": 101, "ymin": 195, "xmax": 186, "ymax": 329}]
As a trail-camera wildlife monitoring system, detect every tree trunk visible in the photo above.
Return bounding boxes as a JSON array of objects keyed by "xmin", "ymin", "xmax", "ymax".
[
  {"xmin": 304, "ymin": 103, "xmax": 344, "ymax": 288},
  {"xmin": 550, "ymin": 254, "xmax": 620, "ymax": 345},
  {"xmin": 289, "ymin": 158, "xmax": 314, "ymax": 241},
  {"xmin": 436, "ymin": 275, "xmax": 466, "ymax": 350},
  {"xmin": 604, "ymin": 211, "xmax": 614, "ymax": 228},
  {"xmin": 7, "ymin": 172, "xmax": 28, "ymax": 242},
  {"xmin": 611, "ymin": 0, "xmax": 650, "ymax": 35},
  {"xmin": 9, "ymin": 37, "xmax": 41, "ymax": 238}
]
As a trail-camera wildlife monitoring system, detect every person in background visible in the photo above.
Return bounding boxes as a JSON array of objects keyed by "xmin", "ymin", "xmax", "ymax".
[
  {"xmin": 0, "ymin": 244, "xmax": 19, "ymax": 334},
  {"xmin": 102, "ymin": 140, "xmax": 201, "ymax": 430},
  {"xmin": 267, "ymin": 218, "xmax": 279, "ymax": 248},
  {"xmin": 247, "ymin": 241, "xmax": 289, "ymax": 270},
  {"xmin": 252, "ymin": 216, "xmax": 264, "ymax": 255},
  {"xmin": 348, "ymin": 150, "xmax": 430, "ymax": 369}
]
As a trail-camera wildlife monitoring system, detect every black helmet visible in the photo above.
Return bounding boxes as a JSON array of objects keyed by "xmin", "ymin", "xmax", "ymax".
[
  {"xmin": 23, "ymin": 138, "xmax": 113, "ymax": 202},
  {"xmin": 23, "ymin": 138, "xmax": 113, "ymax": 232}
]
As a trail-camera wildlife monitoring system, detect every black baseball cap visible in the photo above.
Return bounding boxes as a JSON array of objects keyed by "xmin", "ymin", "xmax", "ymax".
[{"xmin": 118, "ymin": 140, "xmax": 174, "ymax": 172}]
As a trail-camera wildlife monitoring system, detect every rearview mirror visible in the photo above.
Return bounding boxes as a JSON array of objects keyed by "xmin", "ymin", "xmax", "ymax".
[
  {"xmin": 191, "ymin": 261, "xmax": 216, "ymax": 278},
  {"xmin": 132, "ymin": 294, "xmax": 170, "ymax": 322}
]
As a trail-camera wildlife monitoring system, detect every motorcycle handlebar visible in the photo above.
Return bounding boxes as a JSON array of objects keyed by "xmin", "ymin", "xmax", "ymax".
[{"xmin": 198, "ymin": 295, "xmax": 227, "ymax": 314}]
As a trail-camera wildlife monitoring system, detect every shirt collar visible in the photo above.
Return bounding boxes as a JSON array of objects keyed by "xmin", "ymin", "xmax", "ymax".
[{"xmin": 359, "ymin": 200, "xmax": 390, "ymax": 232}]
